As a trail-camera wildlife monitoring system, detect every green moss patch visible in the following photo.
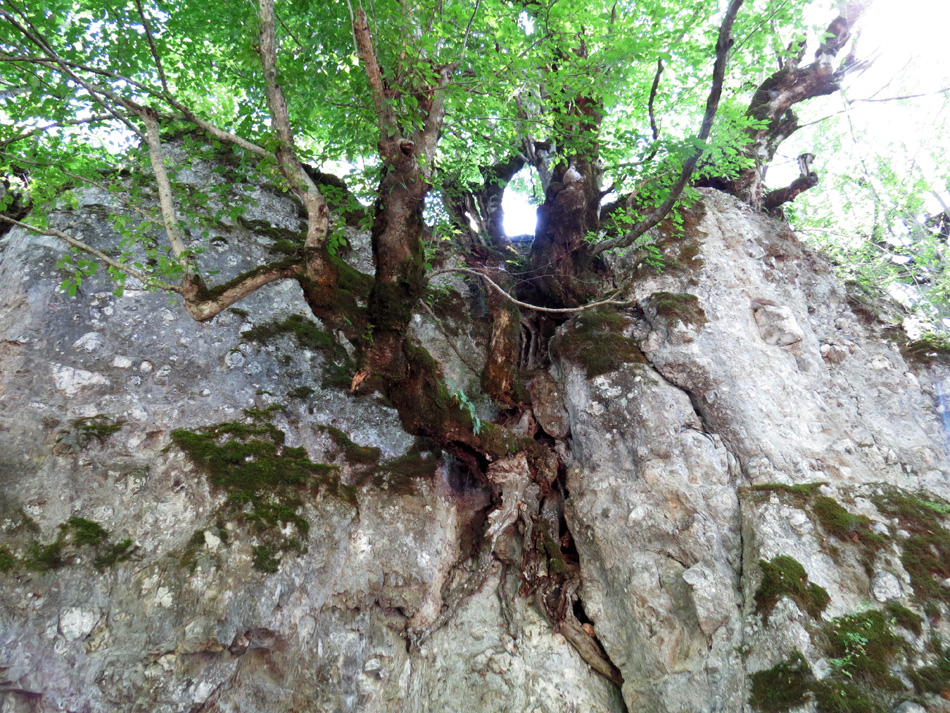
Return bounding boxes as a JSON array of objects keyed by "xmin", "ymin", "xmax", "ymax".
[
  {"xmin": 901, "ymin": 333, "xmax": 950, "ymax": 365},
  {"xmin": 755, "ymin": 555, "xmax": 830, "ymax": 622},
  {"xmin": 55, "ymin": 414, "xmax": 125, "ymax": 452},
  {"xmin": 810, "ymin": 680, "xmax": 876, "ymax": 713},
  {"xmin": 908, "ymin": 643, "xmax": 950, "ymax": 696},
  {"xmin": 872, "ymin": 489, "xmax": 950, "ymax": 608},
  {"xmin": 0, "ymin": 515, "xmax": 137, "ymax": 573},
  {"xmin": 553, "ymin": 308, "xmax": 647, "ymax": 378},
  {"xmin": 242, "ymin": 314, "xmax": 357, "ymax": 391},
  {"xmin": 823, "ymin": 610, "xmax": 905, "ymax": 689},
  {"xmin": 320, "ymin": 425, "xmax": 381, "ymax": 465},
  {"xmin": 812, "ymin": 496, "xmax": 887, "ymax": 572},
  {"xmin": 0, "ymin": 546, "xmax": 14, "ymax": 572},
  {"xmin": 746, "ymin": 485, "xmax": 887, "ymax": 575},
  {"xmin": 749, "ymin": 652, "xmax": 813, "ymax": 712},
  {"xmin": 64, "ymin": 517, "xmax": 109, "ymax": 546},
  {"xmin": 646, "ymin": 291, "xmax": 707, "ymax": 329},
  {"xmin": 748, "ymin": 482, "xmax": 825, "ymax": 502},
  {"xmin": 171, "ymin": 412, "xmax": 355, "ymax": 572},
  {"xmin": 885, "ymin": 601, "xmax": 924, "ymax": 636}
]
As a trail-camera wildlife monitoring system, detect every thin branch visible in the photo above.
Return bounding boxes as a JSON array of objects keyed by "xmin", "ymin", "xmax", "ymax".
[
  {"xmin": 256, "ymin": 0, "xmax": 329, "ymax": 248},
  {"xmin": 179, "ymin": 262, "xmax": 304, "ymax": 322},
  {"xmin": 592, "ymin": 0, "xmax": 745, "ymax": 256},
  {"xmin": 0, "ymin": 214, "xmax": 177, "ymax": 292},
  {"xmin": 134, "ymin": 0, "xmax": 169, "ymax": 94},
  {"xmin": 0, "ymin": 150, "xmax": 164, "ymax": 230},
  {"xmin": 458, "ymin": 0, "xmax": 481, "ymax": 65},
  {"xmin": 429, "ymin": 267, "xmax": 631, "ymax": 314},
  {"xmin": 647, "ymin": 57, "xmax": 663, "ymax": 143},
  {"xmin": 353, "ymin": 8, "xmax": 397, "ymax": 135},
  {"xmin": 141, "ymin": 108, "xmax": 196, "ymax": 276},
  {"xmin": 0, "ymin": 114, "xmax": 117, "ymax": 148},
  {"xmin": 0, "ymin": 10, "xmax": 145, "ymax": 140}
]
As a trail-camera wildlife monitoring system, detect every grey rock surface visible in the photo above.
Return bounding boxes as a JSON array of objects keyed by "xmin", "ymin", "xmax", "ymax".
[{"xmin": 3, "ymin": 182, "xmax": 950, "ymax": 712}]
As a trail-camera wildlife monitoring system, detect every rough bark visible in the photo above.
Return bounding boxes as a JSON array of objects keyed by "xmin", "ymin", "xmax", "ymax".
[{"xmin": 714, "ymin": 3, "xmax": 866, "ymax": 207}]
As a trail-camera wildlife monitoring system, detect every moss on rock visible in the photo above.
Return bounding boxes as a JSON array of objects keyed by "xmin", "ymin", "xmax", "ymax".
[
  {"xmin": 171, "ymin": 412, "xmax": 354, "ymax": 573},
  {"xmin": 553, "ymin": 308, "xmax": 647, "ymax": 378},
  {"xmin": 647, "ymin": 291, "xmax": 708, "ymax": 329},
  {"xmin": 749, "ymin": 651, "xmax": 813, "ymax": 712},
  {"xmin": 754, "ymin": 555, "xmax": 830, "ymax": 622},
  {"xmin": 872, "ymin": 489, "xmax": 950, "ymax": 608}
]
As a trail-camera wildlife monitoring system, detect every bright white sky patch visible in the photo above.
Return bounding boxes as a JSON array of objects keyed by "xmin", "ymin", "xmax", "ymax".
[{"xmin": 502, "ymin": 184, "xmax": 538, "ymax": 237}]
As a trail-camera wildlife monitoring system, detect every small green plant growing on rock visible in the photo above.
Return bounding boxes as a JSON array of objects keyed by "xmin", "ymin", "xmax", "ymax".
[
  {"xmin": 754, "ymin": 555, "xmax": 830, "ymax": 622},
  {"xmin": 884, "ymin": 601, "xmax": 924, "ymax": 636},
  {"xmin": 823, "ymin": 610, "xmax": 905, "ymax": 689}
]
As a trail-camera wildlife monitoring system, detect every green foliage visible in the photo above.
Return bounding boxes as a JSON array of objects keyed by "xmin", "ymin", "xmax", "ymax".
[
  {"xmin": 754, "ymin": 555, "xmax": 830, "ymax": 622},
  {"xmin": 823, "ymin": 610, "xmax": 905, "ymax": 689},
  {"xmin": 444, "ymin": 378, "xmax": 481, "ymax": 435}
]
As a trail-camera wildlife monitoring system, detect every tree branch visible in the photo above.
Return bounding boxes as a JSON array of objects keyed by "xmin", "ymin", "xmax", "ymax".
[
  {"xmin": 429, "ymin": 267, "xmax": 631, "ymax": 314},
  {"xmin": 0, "ymin": 114, "xmax": 117, "ymax": 148},
  {"xmin": 134, "ymin": 0, "xmax": 169, "ymax": 94},
  {"xmin": 180, "ymin": 262, "xmax": 304, "ymax": 322},
  {"xmin": 256, "ymin": 0, "xmax": 329, "ymax": 249},
  {"xmin": 352, "ymin": 8, "xmax": 398, "ymax": 136},
  {"xmin": 592, "ymin": 0, "xmax": 745, "ymax": 256},
  {"xmin": 0, "ymin": 214, "xmax": 177, "ymax": 292},
  {"xmin": 140, "ymin": 107, "xmax": 196, "ymax": 276}
]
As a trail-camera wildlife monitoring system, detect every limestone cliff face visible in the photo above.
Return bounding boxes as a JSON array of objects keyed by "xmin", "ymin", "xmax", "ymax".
[{"xmin": 1, "ymin": 183, "xmax": 950, "ymax": 713}]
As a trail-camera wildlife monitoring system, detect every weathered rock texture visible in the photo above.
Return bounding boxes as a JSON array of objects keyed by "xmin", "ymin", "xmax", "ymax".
[{"xmin": 2, "ymin": 184, "xmax": 950, "ymax": 712}]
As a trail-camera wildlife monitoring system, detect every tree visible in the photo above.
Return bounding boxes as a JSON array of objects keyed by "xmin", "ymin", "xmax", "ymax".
[{"xmin": 0, "ymin": 0, "xmax": 908, "ymax": 676}]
